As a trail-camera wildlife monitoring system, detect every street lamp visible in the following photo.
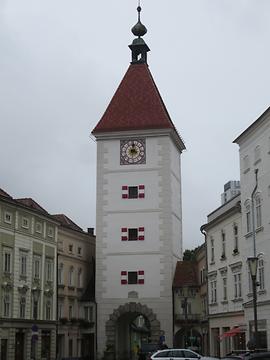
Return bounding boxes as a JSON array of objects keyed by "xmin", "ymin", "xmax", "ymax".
[{"xmin": 247, "ymin": 256, "xmax": 259, "ymax": 349}]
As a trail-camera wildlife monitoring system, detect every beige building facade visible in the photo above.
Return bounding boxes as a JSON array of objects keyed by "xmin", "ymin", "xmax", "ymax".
[
  {"xmin": 0, "ymin": 189, "xmax": 58, "ymax": 360},
  {"xmin": 55, "ymin": 215, "xmax": 96, "ymax": 359}
]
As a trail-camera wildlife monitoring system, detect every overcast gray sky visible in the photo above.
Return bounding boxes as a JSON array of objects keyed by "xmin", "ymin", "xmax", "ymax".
[{"xmin": 1, "ymin": 0, "xmax": 270, "ymax": 250}]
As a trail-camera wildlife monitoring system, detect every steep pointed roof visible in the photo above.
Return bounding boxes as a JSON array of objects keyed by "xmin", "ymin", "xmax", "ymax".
[
  {"xmin": 173, "ymin": 261, "xmax": 198, "ymax": 288},
  {"xmin": 92, "ymin": 63, "xmax": 184, "ymax": 147},
  {"xmin": 0, "ymin": 188, "xmax": 12, "ymax": 198},
  {"xmin": 15, "ymin": 198, "xmax": 48, "ymax": 215},
  {"xmin": 52, "ymin": 214, "xmax": 83, "ymax": 232}
]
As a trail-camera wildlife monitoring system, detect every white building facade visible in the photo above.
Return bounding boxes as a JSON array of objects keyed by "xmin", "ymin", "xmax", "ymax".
[
  {"xmin": 92, "ymin": 8, "xmax": 185, "ymax": 360},
  {"xmin": 234, "ymin": 107, "xmax": 270, "ymax": 350}
]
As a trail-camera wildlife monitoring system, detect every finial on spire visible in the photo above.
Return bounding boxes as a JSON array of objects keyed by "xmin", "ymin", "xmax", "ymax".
[{"xmin": 129, "ymin": 1, "xmax": 150, "ymax": 64}]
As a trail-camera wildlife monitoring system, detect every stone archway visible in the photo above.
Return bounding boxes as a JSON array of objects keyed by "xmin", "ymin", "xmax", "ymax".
[{"xmin": 105, "ymin": 302, "xmax": 161, "ymax": 348}]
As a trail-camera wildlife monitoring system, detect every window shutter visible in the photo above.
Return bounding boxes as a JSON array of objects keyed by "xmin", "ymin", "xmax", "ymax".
[
  {"xmin": 121, "ymin": 228, "xmax": 128, "ymax": 241},
  {"xmin": 138, "ymin": 270, "xmax": 144, "ymax": 284},
  {"xmin": 122, "ymin": 186, "xmax": 128, "ymax": 199},
  {"xmin": 138, "ymin": 185, "xmax": 145, "ymax": 198},
  {"xmin": 121, "ymin": 271, "xmax": 127, "ymax": 284},
  {"xmin": 138, "ymin": 227, "xmax": 145, "ymax": 241}
]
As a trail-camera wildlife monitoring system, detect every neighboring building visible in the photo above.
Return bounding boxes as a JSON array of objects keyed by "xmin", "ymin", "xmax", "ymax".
[
  {"xmin": 202, "ymin": 192, "xmax": 245, "ymax": 357},
  {"xmin": 54, "ymin": 214, "xmax": 96, "ymax": 359},
  {"xmin": 233, "ymin": 106, "xmax": 270, "ymax": 350},
  {"xmin": 221, "ymin": 181, "xmax": 241, "ymax": 205},
  {"xmin": 173, "ymin": 244, "xmax": 208, "ymax": 355},
  {"xmin": 0, "ymin": 189, "xmax": 58, "ymax": 360},
  {"xmin": 92, "ymin": 6, "xmax": 185, "ymax": 360}
]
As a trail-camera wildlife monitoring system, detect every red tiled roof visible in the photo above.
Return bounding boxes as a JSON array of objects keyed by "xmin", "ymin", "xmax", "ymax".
[
  {"xmin": 52, "ymin": 214, "xmax": 83, "ymax": 232},
  {"xmin": 0, "ymin": 188, "xmax": 12, "ymax": 198},
  {"xmin": 92, "ymin": 63, "xmax": 179, "ymax": 135},
  {"xmin": 173, "ymin": 261, "xmax": 198, "ymax": 288},
  {"xmin": 15, "ymin": 198, "xmax": 48, "ymax": 214}
]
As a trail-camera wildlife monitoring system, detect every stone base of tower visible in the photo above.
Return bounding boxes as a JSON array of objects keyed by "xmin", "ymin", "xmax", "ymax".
[{"xmin": 96, "ymin": 298, "xmax": 173, "ymax": 360}]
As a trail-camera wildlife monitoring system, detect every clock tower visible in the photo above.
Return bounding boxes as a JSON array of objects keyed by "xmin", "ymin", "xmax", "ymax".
[{"xmin": 92, "ymin": 5, "xmax": 185, "ymax": 359}]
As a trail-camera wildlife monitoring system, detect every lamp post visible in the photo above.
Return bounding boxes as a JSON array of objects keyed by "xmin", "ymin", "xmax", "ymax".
[{"xmin": 247, "ymin": 257, "xmax": 259, "ymax": 349}]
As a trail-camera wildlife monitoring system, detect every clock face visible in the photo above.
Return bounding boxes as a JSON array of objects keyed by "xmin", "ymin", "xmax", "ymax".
[{"xmin": 120, "ymin": 138, "xmax": 146, "ymax": 165}]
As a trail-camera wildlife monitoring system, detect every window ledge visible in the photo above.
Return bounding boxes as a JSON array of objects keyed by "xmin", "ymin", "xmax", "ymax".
[
  {"xmin": 58, "ymin": 284, "xmax": 65, "ymax": 289},
  {"xmin": 209, "ymin": 302, "xmax": 218, "ymax": 307},
  {"xmin": 232, "ymin": 250, "xmax": 239, "ymax": 256},
  {"xmin": 20, "ymin": 275, "xmax": 27, "ymax": 281},
  {"xmin": 244, "ymin": 168, "xmax": 250, "ymax": 174},
  {"xmin": 247, "ymin": 292, "xmax": 253, "ymax": 298},
  {"xmin": 258, "ymin": 289, "xmax": 266, "ymax": 295},
  {"xmin": 232, "ymin": 297, "xmax": 243, "ymax": 303},
  {"xmin": 256, "ymin": 226, "xmax": 264, "ymax": 233},
  {"xmin": 245, "ymin": 232, "xmax": 252, "ymax": 239},
  {"xmin": 68, "ymin": 286, "xmax": 75, "ymax": 291},
  {"xmin": 221, "ymin": 300, "xmax": 228, "ymax": 304},
  {"xmin": 220, "ymin": 256, "xmax": 227, "ymax": 261},
  {"xmin": 210, "ymin": 261, "xmax": 215, "ymax": 266}
]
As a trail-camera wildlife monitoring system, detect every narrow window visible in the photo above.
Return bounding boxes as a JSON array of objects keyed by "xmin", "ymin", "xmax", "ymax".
[
  {"xmin": 20, "ymin": 253, "xmax": 27, "ymax": 276},
  {"xmin": 223, "ymin": 277, "xmax": 227, "ymax": 301},
  {"xmin": 246, "ymin": 204, "xmax": 251, "ymax": 233},
  {"xmin": 128, "ymin": 271, "xmax": 138, "ymax": 284},
  {"xmin": 129, "ymin": 186, "xmax": 138, "ymax": 199},
  {"xmin": 233, "ymin": 225, "xmax": 239, "ymax": 252},
  {"xmin": 46, "ymin": 300, "xmax": 51, "ymax": 320},
  {"xmin": 210, "ymin": 238, "xmax": 215, "ymax": 262},
  {"xmin": 3, "ymin": 292, "xmax": 11, "ymax": 317},
  {"xmin": 69, "ymin": 267, "xmax": 74, "ymax": 286},
  {"xmin": 221, "ymin": 231, "xmax": 226, "ymax": 258},
  {"xmin": 258, "ymin": 259, "xmax": 265, "ymax": 290},
  {"xmin": 20, "ymin": 297, "xmax": 26, "ymax": 318},
  {"xmin": 234, "ymin": 273, "xmax": 242, "ymax": 298},
  {"xmin": 58, "ymin": 263, "xmax": 63, "ymax": 285},
  {"xmin": 128, "ymin": 228, "xmax": 138, "ymax": 241},
  {"xmin": 255, "ymin": 195, "xmax": 262, "ymax": 228}
]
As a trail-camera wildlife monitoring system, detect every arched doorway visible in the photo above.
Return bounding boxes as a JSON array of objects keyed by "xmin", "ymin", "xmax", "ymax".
[
  {"xmin": 174, "ymin": 328, "xmax": 202, "ymax": 353},
  {"xmin": 105, "ymin": 302, "xmax": 161, "ymax": 360}
]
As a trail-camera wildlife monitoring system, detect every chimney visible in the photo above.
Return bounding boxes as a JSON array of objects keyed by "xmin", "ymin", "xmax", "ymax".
[{"xmin": 87, "ymin": 227, "xmax": 94, "ymax": 236}]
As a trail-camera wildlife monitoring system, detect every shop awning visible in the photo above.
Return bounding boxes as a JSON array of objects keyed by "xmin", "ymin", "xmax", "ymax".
[{"xmin": 219, "ymin": 327, "xmax": 242, "ymax": 341}]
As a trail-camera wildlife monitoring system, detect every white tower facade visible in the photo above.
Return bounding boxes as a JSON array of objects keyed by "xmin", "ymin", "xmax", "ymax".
[{"xmin": 92, "ymin": 7, "xmax": 185, "ymax": 359}]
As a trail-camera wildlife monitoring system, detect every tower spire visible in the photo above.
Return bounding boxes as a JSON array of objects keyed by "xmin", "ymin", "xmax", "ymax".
[{"xmin": 129, "ymin": 1, "xmax": 150, "ymax": 64}]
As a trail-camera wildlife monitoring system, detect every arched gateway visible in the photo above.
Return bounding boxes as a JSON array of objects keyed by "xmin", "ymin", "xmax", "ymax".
[{"xmin": 105, "ymin": 302, "xmax": 161, "ymax": 360}]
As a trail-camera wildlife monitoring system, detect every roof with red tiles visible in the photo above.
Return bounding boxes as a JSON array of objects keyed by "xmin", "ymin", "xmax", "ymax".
[
  {"xmin": 16, "ymin": 198, "xmax": 48, "ymax": 214},
  {"xmin": 173, "ymin": 261, "xmax": 198, "ymax": 288},
  {"xmin": 92, "ymin": 63, "xmax": 184, "ymax": 145},
  {"xmin": 0, "ymin": 188, "xmax": 12, "ymax": 198},
  {"xmin": 52, "ymin": 214, "xmax": 83, "ymax": 232}
]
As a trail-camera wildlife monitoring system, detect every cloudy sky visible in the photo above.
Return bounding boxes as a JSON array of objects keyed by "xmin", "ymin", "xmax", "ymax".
[{"xmin": 1, "ymin": 0, "xmax": 270, "ymax": 249}]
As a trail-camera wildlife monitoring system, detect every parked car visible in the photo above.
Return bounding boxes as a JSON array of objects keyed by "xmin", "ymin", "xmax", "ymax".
[
  {"xmin": 150, "ymin": 349, "xmax": 201, "ymax": 360},
  {"xmin": 247, "ymin": 352, "xmax": 270, "ymax": 360}
]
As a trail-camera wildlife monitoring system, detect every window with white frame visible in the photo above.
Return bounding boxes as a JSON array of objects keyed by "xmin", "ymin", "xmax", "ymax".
[
  {"xmin": 68, "ymin": 267, "xmax": 74, "ymax": 286},
  {"xmin": 121, "ymin": 227, "xmax": 145, "ymax": 241},
  {"xmin": 45, "ymin": 258, "xmax": 53, "ymax": 282},
  {"xmin": 3, "ymin": 249, "xmax": 12, "ymax": 273},
  {"xmin": 20, "ymin": 296, "xmax": 26, "ymax": 318},
  {"xmin": 210, "ymin": 238, "xmax": 215, "ymax": 262},
  {"xmin": 22, "ymin": 217, "xmax": 29, "ymax": 229},
  {"xmin": 4, "ymin": 211, "xmax": 12, "ymax": 224},
  {"xmin": 245, "ymin": 201, "xmax": 251, "ymax": 233},
  {"xmin": 233, "ymin": 224, "xmax": 239, "ymax": 252},
  {"xmin": 255, "ymin": 194, "xmax": 262, "ymax": 228},
  {"xmin": 20, "ymin": 252, "xmax": 27, "ymax": 277},
  {"xmin": 77, "ymin": 268, "xmax": 82, "ymax": 288},
  {"xmin": 33, "ymin": 256, "xmax": 41, "ymax": 279},
  {"xmin": 258, "ymin": 258, "xmax": 265, "ymax": 291},
  {"xmin": 221, "ymin": 231, "xmax": 226, "ymax": 258},
  {"xmin": 3, "ymin": 291, "xmax": 11, "ymax": 317},
  {"xmin": 35, "ymin": 222, "xmax": 42, "ymax": 234},
  {"xmin": 122, "ymin": 185, "xmax": 145, "ymax": 199},
  {"xmin": 210, "ymin": 280, "xmax": 217, "ymax": 303},
  {"xmin": 243, "ymin": 155, "xmax": 250, "ymax": 172},
  {"xmin": 254, "ymin": 145, "xmax": 261, "ymax": 163},
  {"xmin": 84, "ymin": 306, "xmax": 93, "ymax": 322},
  {"xmin": 121, "ymin": 270, "xmax": 144, "ymax": 285},
  {"xmin": 234, "ymin": 273, "xmax": 242, "ymax": 299},
  {"xmin": 58, "ymin": 263, "xmax": 64, "ymax": 285},
  {"xmin": 45, "ymin": 300, "xmax": 52, "ymax": 320},
  {"xmin": 222, "ymin": 277, "xmax": 227, "ymax": 301}
]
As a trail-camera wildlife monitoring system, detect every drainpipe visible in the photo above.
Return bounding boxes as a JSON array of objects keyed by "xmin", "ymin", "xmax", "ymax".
[
  {"xmin": 251, "ymin": 169, "xmax": 258, "ymax": 257},
  {"xmin": 200, "ymin": 226, "xmax": 210, "ymax": 356}
]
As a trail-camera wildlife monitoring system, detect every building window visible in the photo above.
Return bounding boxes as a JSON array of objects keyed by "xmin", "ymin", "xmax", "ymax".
[
  {"xmin": 68, "ymin": 244, "xmax": 73, "ymax": 253},
  {"xmin": 33, "ymin": 256, "xmax": 41, "ymax": 279},
  {"xmin": 58, "ymin": 263, "xmax": 63, "ymax": 285},
  {"xmin": 255, "ymin": 194, "xmax": 262, "ymax": 228},
  {"xmin": 223, "ymin": 277, "xmax": 227, "ymax": 301},
  {"xmin": 45, "ymin": 300, "xmax": 51, "ymax": 320},
  {"xmin": 69, "ymin": 304, "xmax": 73, "ymax": 319},
  {"xmin": 69, "ymin": 339, "xmax": 73, "ymax": 357},
  {"xmin": 245, "ymin": 202, "xmax": 251, "ymax": 233},
  {"xmin": 35, "ymin": 222, "xmax": 42, "ymax": 234},
  {"xmin": 45, "ymin": 259, "xmax": 53, "ymax": 282},
  {"xmin": 243, "ymin": 155, "xmax": 250, "ymax": 172},
  {"xmin": 77, "ymin": 247, "xmax": 82, "ymax": 256},
  {"xmin": 221, "ymin": 231, "xmax": 226, "ymax": 258},
  {"xmin": 48, "ymin": 226, "xmax": 54, "ymax": 238},
  {"xmin": 22, "ymin": 217, "xmax": 29, "ymax": 229},
  {"xmin": 33, "ymin": 298, "xmax": 39, "ymax": 320},
  {"xmin": 58, "ymin": 302, "xmax": 63, "ymax": 319},
  {"xmin": 121, "ymin": 227, "xmax": 145, "ymax": 241},
  {"xmin": 121, "ymin": 270, "xmax": 144, "ymax": 285},
  {"xmin": 122, "ymin": 185, "xmax": 145, "ymax": 199},
  {"xmin": 77, "ymin": 268, "xmax": 82, "ymax": 288},
  {"xmin": 3, "ymin": 292, "xmax": 11, "ymax": 317},
  {"xmin": 20, "ymin": 297, "xmax": 26, "ymax": 318},
  {"xmin": 84, "ymin": 306, "xmax": 93, "ymax": 322},
  {"xmin": 4, "ymin": 211, "xmax": 12, "ymax": 224},
  {"xmin": 258, "ymin": 259, "xmax": 265, "ymax": 291},
  {"xmin": 254, "ymin": 145, "xmax": 261, "ymax": 163},
  {"xmin": 20, "ymin": 252, "xmax": 27, "ymax": 277},
  {"xmin": 210, "ymin": 280, "xmax": 217, "ymax": 304},
  {"xmin": 210, "ymin": 238, "xmax": 215, "ymax": 263},
  {"xmin": 3, "ymin": 249, "xmax": 12, "ymax": 273},
  {"xmin": 234, "ymin": 273, "xmax": 242, "ymax": 299},
  {"xmin": 68, "ymin": 267, "xmax": 74, "ymax": 286},
  {"xmin": 233, "ymin": 224, "xmax": 239, "ymax": 252}
]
